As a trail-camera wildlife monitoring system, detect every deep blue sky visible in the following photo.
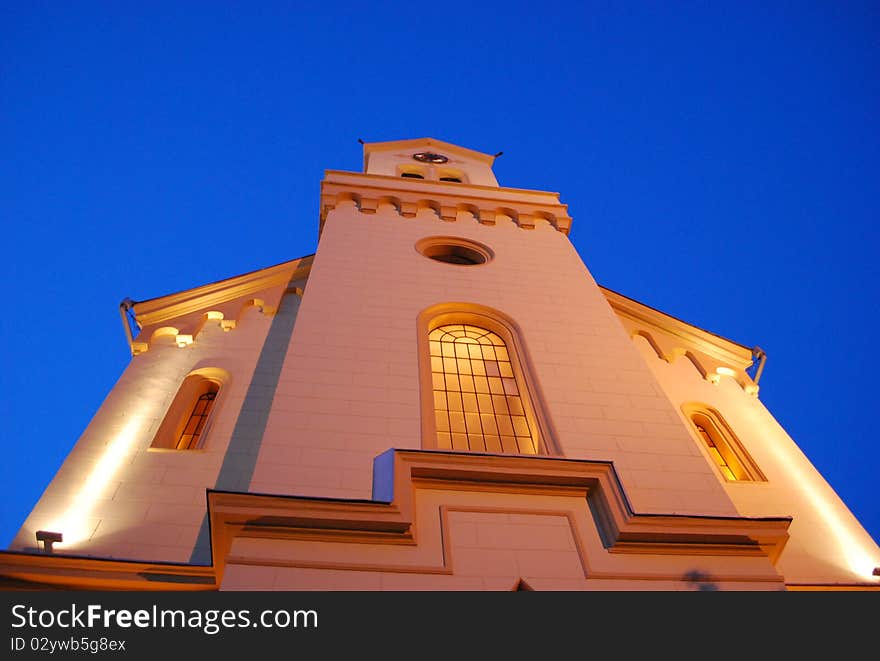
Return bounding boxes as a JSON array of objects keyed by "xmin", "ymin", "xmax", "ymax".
[{"xmin": 2, "ymin": 3, "xmax": 878, "ymax": 550}]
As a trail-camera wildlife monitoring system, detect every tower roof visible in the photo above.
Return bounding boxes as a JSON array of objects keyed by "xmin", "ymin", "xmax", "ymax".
[{"xmin": 362, "ymin": 137, "xmax": 497, "ymax": 171}]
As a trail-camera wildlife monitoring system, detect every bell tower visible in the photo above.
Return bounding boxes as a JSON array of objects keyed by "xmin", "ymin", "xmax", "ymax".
[
  {"xmin": 362, "ymin": 137, "xmax": 500, "ymax": 186},
  {"xmin": 248, "ymin": 137, "xmax": 740, "ymax": 518}
]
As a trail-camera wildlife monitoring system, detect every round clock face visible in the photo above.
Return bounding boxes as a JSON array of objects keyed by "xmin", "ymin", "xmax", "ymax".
[{"xmin": 412, "ymin": 151, "xmax": 448, "ymax": 164}]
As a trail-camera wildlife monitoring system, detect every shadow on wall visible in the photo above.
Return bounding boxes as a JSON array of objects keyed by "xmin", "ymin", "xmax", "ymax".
[
  {"xmin": 683, "ymin": 570, "xmax": 719, "ymax": 591},
  {"xmin": 189, "ymin": 286, "xmax": 306, "ymax": 565}
]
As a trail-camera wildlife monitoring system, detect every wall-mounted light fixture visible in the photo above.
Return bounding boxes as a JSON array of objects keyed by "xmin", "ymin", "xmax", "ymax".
[{"xmin": 35, "ymin": 530, "xmax": 63, "ymax": 553}]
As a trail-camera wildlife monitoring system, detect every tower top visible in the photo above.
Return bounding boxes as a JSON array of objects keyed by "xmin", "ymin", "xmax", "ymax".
[{"xmin": 362, "ymin": 137, "xmax": 500, "ymax": 187}]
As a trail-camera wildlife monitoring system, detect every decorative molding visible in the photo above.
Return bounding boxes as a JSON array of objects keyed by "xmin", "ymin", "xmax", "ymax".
[
  {"xmin": 124, "ymin": 257, "xmax": 313, "ymax": 354},
  {"xmin": 601, "ymin": 286, "xmax": 753, "ymax": 369},
  {"xmin": 601, "ymin": 285, "xmax": 762, "ymax": 396},
  {"xmin": 131, "ymin": 341, "xmax": 149, "ymax": 355},
  {"xmin": 319, "ymin": 171, "xmax": 572, "ymax": 236},
  {"xmin": 133, "ymin": 256, "xmax": 313, "ymax": 329},
  {"xmin": 207, "ymin": 450, "xmax": 792, "ymax": 587}
]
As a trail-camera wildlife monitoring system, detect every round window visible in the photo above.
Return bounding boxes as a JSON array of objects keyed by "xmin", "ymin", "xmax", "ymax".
[
  {"xmin": 415, "ymin": 237, "xmax": 493, "ymax": 266},
  {"xmin": 413, "ymin": 152, "xmax": 448, "ymax": 164}
]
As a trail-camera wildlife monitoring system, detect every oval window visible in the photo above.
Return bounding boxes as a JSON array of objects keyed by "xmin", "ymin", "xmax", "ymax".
[{"xmin": 415, "ymin": 237, "xmax": 493, "ymax": 266}]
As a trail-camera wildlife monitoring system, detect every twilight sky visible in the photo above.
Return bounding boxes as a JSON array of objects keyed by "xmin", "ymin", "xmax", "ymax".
[{"xmin": 1, "ymin": 2, "xmax": 878, "ymax": 550}]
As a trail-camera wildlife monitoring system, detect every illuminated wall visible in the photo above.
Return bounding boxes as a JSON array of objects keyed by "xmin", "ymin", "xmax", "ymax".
[
  {"xmin": 616, "ymin": 304, "xmax": 880, "ymax": 586},
  {"xmin": 9, "ymin": 266, "xmax": 302, "ymax": 563}
]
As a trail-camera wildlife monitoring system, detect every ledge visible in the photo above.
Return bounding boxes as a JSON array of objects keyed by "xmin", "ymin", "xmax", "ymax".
[
  {"xmin": 0, "ymin": 550, "xmax": 217, "ymax": 591},
  {"xmin": 320, "ymin": 171, "xmax": 573, "ymax": 236}
]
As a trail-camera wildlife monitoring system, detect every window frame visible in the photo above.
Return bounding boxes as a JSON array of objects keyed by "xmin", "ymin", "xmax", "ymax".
[
  {"xmin": 682, "ymin": 404, "xmax": 765, "ymax": 482},
  {"xmin": 174, "ymin": 387, "xmax": 219, "ymax": 450},
  {"xmin": 149, "ymin": 368, "xmax": 229, "ymax": 451},
  {"xmin": 417, "ymin": 304, "xmax": 556, "ymax": 456}
]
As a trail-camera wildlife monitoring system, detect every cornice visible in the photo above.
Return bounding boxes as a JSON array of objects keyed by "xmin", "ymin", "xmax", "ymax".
[
  {"xmin": 319, "ymin": 171, "xmax": 573, "ymax": 235},
  {"xmin": 600, "ymin": 285, "xmax": 754, "ymax": 369},
  {"xmin": 132, "ymin": 255, "xmax": 313, "ymax": 329},
  {"xmin": 207, "ymin": 450, "xmax": 792, "ymax": 585}
]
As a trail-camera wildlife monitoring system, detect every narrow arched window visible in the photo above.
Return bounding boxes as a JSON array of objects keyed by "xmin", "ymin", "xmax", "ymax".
[
  {"xmin": 429, "ymin": 324, "xmax": 540, "ymax": 455},
  {"xmin": 693, "ymin": 420, "xmax": 737, "ymax": 480},
  {"xmin": 150, "ymin": 369, "xmax": 227, "ymax": 451},
  {"xmin": 685, "ymin": 407, "xmax": 764, "ymax": 482},
  {"xmin": 176, "ymin": 387, "xmax": 218, "ymax": 450}
]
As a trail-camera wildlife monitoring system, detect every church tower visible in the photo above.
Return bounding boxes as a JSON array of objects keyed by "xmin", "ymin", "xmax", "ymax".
[{"xmin": 3, "ymin": 138, "xmax": 878, "ymax": 590}]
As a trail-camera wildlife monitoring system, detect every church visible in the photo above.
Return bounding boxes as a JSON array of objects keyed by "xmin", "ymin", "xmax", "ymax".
[{"xmin": 3, "ymin": 138, "xmax": 878, "ymax": 590}]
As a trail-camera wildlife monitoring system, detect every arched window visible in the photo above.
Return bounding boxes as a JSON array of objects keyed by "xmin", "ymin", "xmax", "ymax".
[
  {"xmin": 150, "ymin": 369, "xmax": 227, "ymax": 450},
  {"xmin": 428, "ymin": 323, "xmax": 541, "ymax": 455},
  {"xmin": 175, "ymin": 387, "xmax": 218, "ymax": 450},
  {"xmin": 683, "ymin": 406, "xmax": 764, "ymax": 482}
]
